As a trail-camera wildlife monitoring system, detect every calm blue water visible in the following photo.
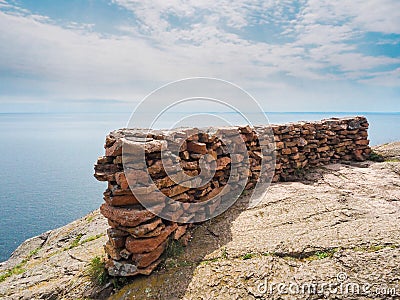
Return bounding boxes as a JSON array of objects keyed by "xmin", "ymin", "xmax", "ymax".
[{"xmin": 0, "ymin": 112, "xmax": 399, "ymax": 261}]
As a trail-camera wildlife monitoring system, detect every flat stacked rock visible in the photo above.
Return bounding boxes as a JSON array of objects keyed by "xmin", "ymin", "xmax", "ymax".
[{"xmin": 94, "ymin": 116, "xmax": 371, "ymax": 277}]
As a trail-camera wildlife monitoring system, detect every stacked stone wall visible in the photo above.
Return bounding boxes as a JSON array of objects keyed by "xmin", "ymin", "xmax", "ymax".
[{"xmin": 94, "ymin": 116, "xmax": 370, "ymax": 276}]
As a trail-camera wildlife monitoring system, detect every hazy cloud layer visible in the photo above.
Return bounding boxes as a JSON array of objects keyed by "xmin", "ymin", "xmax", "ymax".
[{"xmin": 0, "ymin": 0, "xmax": 399, "ymax": 111}]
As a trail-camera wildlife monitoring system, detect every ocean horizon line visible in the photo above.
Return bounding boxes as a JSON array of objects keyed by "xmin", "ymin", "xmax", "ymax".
[{"xmin": 0, "ymin": 111, "xmax": 399, "ymax": 115}]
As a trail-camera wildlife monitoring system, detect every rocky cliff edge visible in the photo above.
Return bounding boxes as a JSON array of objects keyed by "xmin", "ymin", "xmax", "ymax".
[{"xmin": 0, "ymin": 142, "xmax": 399, "ymax": 300}]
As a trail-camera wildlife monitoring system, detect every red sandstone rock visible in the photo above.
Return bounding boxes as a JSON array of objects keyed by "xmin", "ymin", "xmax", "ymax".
[
  {"xmin": 108, "ymin": 219, "xmax": 120, "ymax": 228},
  {"xmin": 180, "ymin": 151, "xmax": 190, "ymax": 160},
  {"xmin": 107, "ymin": 228, "xmax": 128, "ymax": 238},
  {"xmin": 216, "ymin": 157, "xmax": 231, "ymax": 170},
  {"xmin": 115, "ymin": 172, "xmax": 129, "ymax": 190},
  {"xmin": 144, "ymin": 140, "xmax": 167, "ymax": 153},
  {"xmin": 138, "ymin": 224, "xmax": 166, "ymax": 238},
  {"xmin": 104, "ymin": 241, "xmax": 122, "ymax": 260},
  {"xmin": 131, "ymin": 185, "xmax": 157, "ymax": 195},
  {"xmin": 113, "ymin": 156, "xmax": 122, "ymax": 164},
  {"xmin": 353, "ymin": 149, "xmax": 365, "ymax": 161},
  {"xmin": 181, "ymin": 160, "xmax": 199, "ymax": 170},
  {"xmin": 355, "ymin": 139, "xmax": 369, "ymax": 145},
  {"xmin": 199, "ymin": 186, "xmax": 229, "ymax": 201},
  {"xmin": 100, "ymin": 203, "xmax": 155, "ymax": 227},
  {"xmin": 119, "ymin": 218, "xmax": 163, "ymax": 238},
  {"xmin": 174, "ymin": 225, "xmax": 187, "ymax": 240},
  {"xmin": 162, "ymin": 209, "xmax": 184, "ymax": 221},
  {"xmin": 154, "ymin": 176, "xmax": 176, "ymax": 189},
  {"xmin": 125, "ymin": 224, "xmax": 178, "ymax": 254},
  {"xmin": 291, "ymin": 153, "xmax": 300, "ymax": 160},
  {"xmin": 94, "ymin": 163, "xmax": 120, "ymax": 181},
  {"xmin": 161, "ymin": 185, "xmax": 190, "ymax": 197},
  {"xmin": 97, "ymin": 156, "xmax": 113, "ymax": 165},
  {"xmin": 109, "ymin": 236, "xmax": 126, "ymax": 248},
  {"xmin": 104, "ymin": 194, "xmax": 139, "ymax": 206},
  {"xmin": 105, "ymin": 135, "xmax": 116, "ymax": 148},
  {"xmin": 317, "ymin": 145, "xmax": 330, "ymax": 152},
  {"xmin": 154, "ymin": 171, "xmax": 191, "ymax": 189},
  {"xmin": 135, "ymin": 191, "xmax": 167, "ymax": 207},
  {"xmin": 239, "ymin": 125, "xmax": 253, "ymax": 134},
  {"xmin": 147, "ymin": 159, "xmax": 166, "ymax": 175},
  {"xmin": 187, "ymin": 141, "xmax": 207, "ymax": 154},
  {"xmin": 131, "ymin": 241, "xmax": 167, "ymax": 268},
  {"xmin": 170, "ymin": 191, "xmax": 191, "ymax": 202},
  {"xmin": 106, "ymin": 139, "xmax": 122, "ymax": 156}
]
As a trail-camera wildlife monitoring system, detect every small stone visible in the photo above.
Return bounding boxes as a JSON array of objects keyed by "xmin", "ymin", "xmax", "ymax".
[
  {"xmin": 298, "ymin": 137, "xmax": 308, "ymax": 146},
  {"xmin": 161, "ymin": 185, "xmax": 190, "ymax": 197},
  {"xmin": 285, "ymin": 140, "xmax": 298, "ymax": 147},
  {"xmin": 94, "ymin": 164, "xmax": 120, "ymax": 181},
  {"xmin": 355, "ymin": 139, "xmax": 369, "ymax": 145},
  {"xmin": 174, "ymin": 225, "xmax": 187, "ymax": 240},
  {"xmin": 239, "ymin": 125, "xmax": 253, "ymax": 134},
  {"xmin": 119, "ymin": 249, "xmax": 132, "ymax": 260},
  {"xmin": 113, "ymin": 156, "xmax": 122, "ymax": 165},
  {"xmin": 106, "ymin": 139, "xmax": 123, "ymax": 156},
  {"xmin": 138, "ymin": 224, "xmax": 166, "ymax": 238},
  {"xmin": 180, "ymin": 151, "xmax": 190, "ymax": 160},
  {"xmin": 107, "ymin": 228, "xmax": 129, "ymax": 238},
  {"xmin": 317, "ymin": 146, "xmax": 330, "ymax": 152},
  {"xmin": 187, "ymin": 141, "xmax": 207, "ymax": 154},
  {"xmin": 353, "ymin": 149, "xmax": 365, "ymax": 161},
  {"xmin": 144, "ymin": 140, "xmax": 168, "ymax": 153},
  {"xmin": 106, "ymin": 260, "xmax": 137, "ymax": 276},
  {"xmin": 181, "ymin": 160, "xmax": 199, "ymax": 170},
  {"xmin": 291, "ymin": 153, "xmax": 300, "ymax": 160},
  {"xmin": 104, "ymin": 241, "xmax": 122, "ymax": 260},
  {"xmin": 109, "ymin": 236, "xmax": 126, "ymax": 248},
  {"xmin": 115, "ymin": 172, "xmax": 129, "ymax": 190},
  {"xmin": 216, "ymin": 157, "xmax": 231, "ymax": 170},
  {"xmin": 97, "ymin": 156, "xmax": 113, "ymax": 165}
]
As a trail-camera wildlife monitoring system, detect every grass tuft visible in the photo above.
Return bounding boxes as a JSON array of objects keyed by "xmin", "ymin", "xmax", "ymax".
[
  {"xmin": 369, "ymin": 151, "xmax": 385, "ymax": 162},
  {"xmin": 221, "ymin": 247, "xmax": 228, "ymax": 259},
  {"xmin": 165, "ymin": 239, "xmax": 184, "ymax": 258},
  {"xmin": 0, "ymin": 246, "xmax": 42, "ymax": 282},
  {"xmin": 87, "ymin": 256, "xmax": 108, "ymax": 286},
  {"xmin": 242, "ymin": 253, "xmax": 255, "ymax": 260},
  {"xmin": 81, "ymin": 234, "xmax": 103, "ymax": 244}
]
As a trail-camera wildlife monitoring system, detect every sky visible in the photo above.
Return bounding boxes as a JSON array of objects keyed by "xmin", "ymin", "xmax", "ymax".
[{"xmin": 0, "ymin": 0, "xmax": 399, "ymax": 113}]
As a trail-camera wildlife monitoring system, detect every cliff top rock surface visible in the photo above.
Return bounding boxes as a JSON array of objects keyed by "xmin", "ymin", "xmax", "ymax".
[{"xmin": 0, "ymin": 142, "xmax": 399, "ymax": 300}]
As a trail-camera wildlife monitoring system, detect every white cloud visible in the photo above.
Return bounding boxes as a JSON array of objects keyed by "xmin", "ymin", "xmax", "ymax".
[
  {"xmin": 298, "ymin": 0, "xmax": 400, "ymax": 34},
  {"xmin": 0, "ymin": 0, "xmax": 399, "ymax": 107},
  {"xmin": 359, "ymin": 67, "xmax": 400, "ymax": 86},
  {"xmin": 0, "ymin": 9, "xmax": 200, "ymax": 100}
]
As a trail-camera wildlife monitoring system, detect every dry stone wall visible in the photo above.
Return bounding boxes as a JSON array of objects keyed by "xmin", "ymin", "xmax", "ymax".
[{"xmin": 94, "ymin": 116, "xmax": 371, "ymax": 277}]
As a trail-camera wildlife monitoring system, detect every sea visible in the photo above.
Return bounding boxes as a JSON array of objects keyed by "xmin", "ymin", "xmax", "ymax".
[{"xmin": 0, "ymin": 112, "xmax": 399, "ymax": 262}]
